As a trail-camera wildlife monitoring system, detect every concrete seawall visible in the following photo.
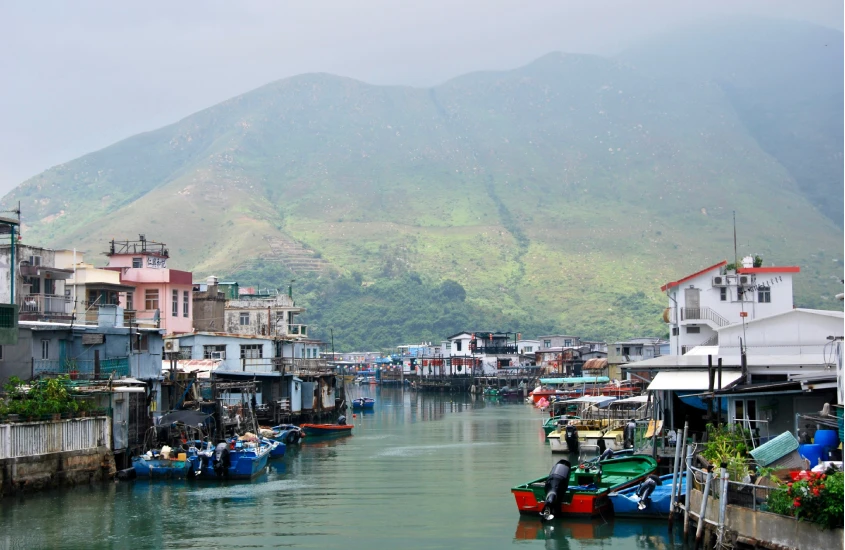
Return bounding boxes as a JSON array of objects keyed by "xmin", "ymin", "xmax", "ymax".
[
  {"xmin": 689, "ymin": 488, "xmax": 843, "ymax": 550},
  {"xmin": 1, "ymin": 446, "xmax": 115, "ymax": 497}
]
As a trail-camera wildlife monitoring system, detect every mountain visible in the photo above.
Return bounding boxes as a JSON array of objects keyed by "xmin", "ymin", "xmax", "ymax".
[{"xmin": 3, "ymin": 19, "xmax": 843, "ymax": 350}]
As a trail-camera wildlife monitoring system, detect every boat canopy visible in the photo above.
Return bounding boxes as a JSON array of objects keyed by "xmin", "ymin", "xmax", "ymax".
[
  {"xmin": 612, "ymin": 395, "xmax": 649, "ymax": 404},
  {"xmin": 539, "ymin": 376, "xmax": 610, "ymax": 385},
  {"xmin": 563, "ymin": 395, "xmax": 617, "ymax": 406},
  {"xmin": 646, "ymin": 370, "xmax": 742, "ymax": 391}
]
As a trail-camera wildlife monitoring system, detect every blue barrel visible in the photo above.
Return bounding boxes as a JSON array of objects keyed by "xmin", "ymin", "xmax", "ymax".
[
  {"xmin": 814, "ymin": 430, "xmax": 839, "ymax": 451},
  {"xmin": 798, "ymin": 444, "xmax": 825, "ymax": 467}
]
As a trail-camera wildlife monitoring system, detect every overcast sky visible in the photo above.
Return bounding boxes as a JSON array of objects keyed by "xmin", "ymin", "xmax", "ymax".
[{"xmin": 0, "ymin": 0, "xmax": 841, "ymax": 196}]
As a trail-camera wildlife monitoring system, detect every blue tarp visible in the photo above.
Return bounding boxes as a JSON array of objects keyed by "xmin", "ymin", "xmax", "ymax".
[{"xmin": 677, "ymin": 391, "xmax": 726, "ymax": 412}]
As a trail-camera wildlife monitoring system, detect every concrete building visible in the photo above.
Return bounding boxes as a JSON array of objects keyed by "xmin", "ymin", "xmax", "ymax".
[
  {"xmin": 0, "ymin": 243, "xmax": 73, "ymax": 322},
  {"xmin": 191, "ymin": 276, "xmax": 227, "ymax": 332},
  {"xmin": 55, "ymin": 251, "xmax": 135, "ymax": 324},
  {"xmin": 223, "ymin": 288, "xmax": 306, "ymax": 339},
  {"xmin": 104, "ymin": 236, "xmax": 193, "ymax": 335},
  {"xmin": 661, "ymin": 256, "xmax": 799, "ymax": 355}
]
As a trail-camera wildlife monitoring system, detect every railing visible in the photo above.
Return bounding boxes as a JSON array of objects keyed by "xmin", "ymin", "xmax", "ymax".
[
  {"xmin": 690, "ymin": 464, "xmax": 782, "ymax": 514},
  {"xmin": 0, "ymin": 417, "xmax": 111, "ymax": 459},
  {"xmin": 469, "ymin": 344, "xmax": 517, "ymax": 354},
  {"xmin": 33, "ymin": 357, "xmax": 130, "ymax": 379},
  {"xmin": 680, "ymin": 307, "xmax": 730, "ymax": 327},
  {"xmin": 21, "ymin": 294, "xmax": 72, "ymax": 315}
]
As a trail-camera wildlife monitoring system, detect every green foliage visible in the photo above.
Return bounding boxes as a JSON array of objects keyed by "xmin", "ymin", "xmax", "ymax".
[
  {"xmin": 767, "ymin": 470, "xmax": 844, "ymax": 529},
  {"xmin": 702, "ymin": 424, "xmax": 752, "ymax": 481},
  {"xmin": 1, "ymin": 376, "xmax": 84, "ymax": 418}
]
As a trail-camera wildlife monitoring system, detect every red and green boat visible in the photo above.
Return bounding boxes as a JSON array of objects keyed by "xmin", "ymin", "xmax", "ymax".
[{"xmin": 511, "ymin": 455, "xmax": 657, "ymax": 518}]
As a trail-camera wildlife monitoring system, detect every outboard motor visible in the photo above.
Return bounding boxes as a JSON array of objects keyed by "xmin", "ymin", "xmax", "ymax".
[
  {"xmin": 337, "ymin": 415, "xmax": 347, "ymax": 426},
  {"xmin": 623, "ymin": 419, "xmax": 637, "ymax": 449},
  {"xmin": 213, "ymin": 441, "xmax": 231, "ymax": 479},
  {"xmin": 599, "ymin": 448, "xmax": 615, "ymax": 462},
  {"xmin": 542, "ymin": 459, "xmax": 572, "ymax": 521},
  {"xmin": 636, "ymin": 474, "xmax": 660, "ymax": 510},
  {"xmin": 564, "ymin": 424, "xmax": 579, "ymax": 454}
]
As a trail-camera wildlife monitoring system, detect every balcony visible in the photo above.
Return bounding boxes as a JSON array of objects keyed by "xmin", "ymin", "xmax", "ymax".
[
  {"xmin": 469, "ymin": 343, "xmax": 517, "ymax": 355},
  {"xmin": 665, "ymin": 307, "xmax": 729, "ymax": 328},
  {"xmin": 20, "ymin": 294, "xmax": 73, "ymax": 320},
  {"xmin": 33, "ymin": 356, "xmax": 130, "ymax": 379},
  {"xmin": 287, "ymin": 324, "xmax": 308, "ymax": 337}
]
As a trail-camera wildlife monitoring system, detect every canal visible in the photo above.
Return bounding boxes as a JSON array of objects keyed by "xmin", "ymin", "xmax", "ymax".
[{"xmin": 0, "ymin": 387, "xmax": 687, "ymax": 549}]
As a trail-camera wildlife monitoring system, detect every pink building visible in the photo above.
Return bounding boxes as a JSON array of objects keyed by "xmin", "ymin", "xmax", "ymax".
[{"xmin": 104, "ymin": 236, "xmax": 193, "ymax": 335}]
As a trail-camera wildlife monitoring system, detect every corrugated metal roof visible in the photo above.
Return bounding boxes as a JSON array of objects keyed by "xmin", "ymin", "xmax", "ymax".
[
  {"xmin": 750, "ymin": 432, "xmax": 800, "ymax": 467},
  {"xmin": 647, "ymin": 370, "xmax": 742, "ymax": 391}
]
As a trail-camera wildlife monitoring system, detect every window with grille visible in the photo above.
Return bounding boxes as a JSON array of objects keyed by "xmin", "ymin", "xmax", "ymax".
[
  {"xmin": 203, "ymin": 345, "xmax": 226, "ymax": 359},
  {"xmin": 172, "ymin": 289, "xmax": 179, "ymax": 316},
  {"xmin": 240, "ymin": 344, "xmax": 263, "ymax": 359},
  {"xmin": 758, "ymin": 286, "xmax": 771, "ymax": 303},
  {"xmin": 183, "ymin": 290, "xmax": 189, "ymax": 317},
  {"xmin": 41, "ymin": 339, "xmax": 49, "ymax": 359},
  {"xmin": 132, "ymin": 257, "xmax": 143, "ymax": 268},
  {"xmin": 239, "ymin": 312, "xmax": 249, "ymax": 325}
]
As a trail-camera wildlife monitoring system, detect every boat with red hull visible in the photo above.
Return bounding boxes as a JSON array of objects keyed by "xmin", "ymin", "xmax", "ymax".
[{"xmin": 511, "ymin": 455, "xmax": 657, "ymax": 517}]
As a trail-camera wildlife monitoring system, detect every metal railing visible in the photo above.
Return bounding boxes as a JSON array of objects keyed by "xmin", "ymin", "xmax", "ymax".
[
  {"xmin": 680, "ymin": 307, "xmax": 730, "ymax": 327},
  {"xmin": 0, "ymin": 417, "xmax": 111, "ymax": 459},
  {"xmin": 21, "ymin": 294, "xmax": 72, "ymax": 315},
  {"xmin": 33, "ymin": 357, "xmax": 130, "ymax": 379},
  {"xmin": 690, "ymin": 464, "xmax": 784, "ymax": 514}
]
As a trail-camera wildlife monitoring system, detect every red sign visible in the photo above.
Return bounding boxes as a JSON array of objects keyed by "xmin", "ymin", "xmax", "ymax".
[{"xmin": 739, "ymin": 311, "xmax": 748, "ymax": 318}]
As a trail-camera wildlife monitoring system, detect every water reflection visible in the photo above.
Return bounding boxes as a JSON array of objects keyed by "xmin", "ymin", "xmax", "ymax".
[{"xmin": 514, "ymin": 517, "xmax": 686, "ymax": 550}]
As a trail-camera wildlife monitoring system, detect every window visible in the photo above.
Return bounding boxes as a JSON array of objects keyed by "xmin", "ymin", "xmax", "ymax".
[
  {"xmin": 564, "ymin": 339, "xmax": 572, "ymax": 347},
  {"xmin": 240, "ymin": 344, "xmax": 263, "ymax": 359},
  {"xmin": 132, "ymin": 257, "xmax": 142, "ymax": 268},
  {"xmin": 622, "ymin": 346, "xmax": 630, "ymax": 355},
  {"xmin": 145, "ymin": 289, "xmax": 159, "ymax": 311},
  {"xmin": 524, "ymin": 346, "xmax": 533, "ymax": 353},
  {"xmin": 456, "ymin": 340, "xmax": 462, "ymax": 352},
  {"xmin": 758, "ymin": 286, "xmax": 771, "ymax": 303},
  {"xmin": 0, "ymin": 345, "xmax": 3, "ymax": 360},
  {"xmin": 203, "ymin": 345, "xmax": 226, "ymax": 359},
  {"xmin": 544, "ymin": 340, "xmax": 551, "ymax": 348},
  {"xmin": 41, "ymin": 339, "xmax": 49, "ymax": 359},
  {"xmin": 672, "ymin": 327, "xmax": 679, "ymax": 336},
  {"xmin": 239, "ymin": 312, "xmax": 250, "ymax": 325},
  {"xmin": 172, "ymin": 289, "xmax": 179, "ymax": 316},
  {"xmin": 183, "ymin": 290, "xmax": 189, "ymax": 317},
  {"xmin": 720, "ymin": 287, "xmax": 727, "ymax": 302},
  {"xmin": 126, "ymin": 292, "xmax": 134, "ymax": 311},
  {"xmin": 686, "ymin": 326, "xmax": 701, "ymax": 334}
]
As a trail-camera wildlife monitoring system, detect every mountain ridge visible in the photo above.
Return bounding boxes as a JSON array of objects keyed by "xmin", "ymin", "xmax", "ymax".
[{"xmin": 3, "ymin": 19, "xmax": 842, "ymax": 349}]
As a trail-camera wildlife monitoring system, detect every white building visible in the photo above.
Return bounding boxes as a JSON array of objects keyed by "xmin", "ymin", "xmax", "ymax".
[{"xmin": 661, "ymin": 256, "xmax": 799, "ymax": 355}]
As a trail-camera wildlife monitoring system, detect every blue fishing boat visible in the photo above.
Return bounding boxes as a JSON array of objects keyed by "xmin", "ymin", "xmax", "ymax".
[
  {"xmin": 188, "ymin": 438, "xmax": 271, "ymax": 480},
  {"xmin": 262, "ymin": 437, "xmax": 286, "ymax": 458},
  {"xmin": 132, "ymin": 452, "xmax": 192, "ymax": 478},
  {"xmin": 351, "ymin": 397, "xmax": 375, "ymax": 410},
  {"xmin": 271, "ymin": 424, "xmax": 303, "ymax": 444},
  {"xmin": 608, "ymin": 472, "xmax": 686, "ymax": 517}
]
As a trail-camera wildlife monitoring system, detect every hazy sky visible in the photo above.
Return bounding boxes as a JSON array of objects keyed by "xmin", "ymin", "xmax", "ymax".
[{"xmin": 0, "ymin": 1, "xmax": 841, "ymax": 196}]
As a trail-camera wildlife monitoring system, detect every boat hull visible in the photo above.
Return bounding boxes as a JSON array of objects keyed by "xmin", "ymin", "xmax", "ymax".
[
  {"xmin": 301, "ymin": 423, "xmax": 354, "ymax": 437},
  {"xmin": 132, "ymin": 456, "xmax": 192, "ymax": 478},
  {"xmin": 188, "ymin": 446, "xmax": 270, "ymax": 480},
  {"xmin": 608, "ymin": 473, "xmax": 686, "ymax": 517}
]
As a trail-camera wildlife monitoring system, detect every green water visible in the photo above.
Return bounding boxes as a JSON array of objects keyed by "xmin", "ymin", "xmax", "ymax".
[{"xmin": 0, "ymin": 387, "xmax": 687, "ymax": 549}]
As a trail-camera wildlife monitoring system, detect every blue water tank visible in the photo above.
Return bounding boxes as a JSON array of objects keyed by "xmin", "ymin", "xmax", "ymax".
[
  {"xmin": 798, "ymin": 444, "xmax": 825, "ymax": 467},
  {"xmin": 813, "ymin": 430, "xmax": 839, "ymax": 451}
]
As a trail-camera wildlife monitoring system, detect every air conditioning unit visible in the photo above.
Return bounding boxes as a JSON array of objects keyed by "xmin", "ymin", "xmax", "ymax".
[
  {"xmin": 163, "ymin": 339, "xmax": 180, "ymax": 353},
  {"xmin": 738, "ymin": 275, "xmax": 751, "ymax": 285},
  {"xmin": 210, "ymin": 351, "xmax": 225, "ymax": 360},
  {"xmin": 712, "ymin": 276, "xmax": 726, "ymax": 287}
]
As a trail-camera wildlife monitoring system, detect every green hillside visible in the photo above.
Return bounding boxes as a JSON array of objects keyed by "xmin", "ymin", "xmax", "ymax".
[{"xmin": 3, "ymin": 21, "xmax": 842, "ymax": 351}]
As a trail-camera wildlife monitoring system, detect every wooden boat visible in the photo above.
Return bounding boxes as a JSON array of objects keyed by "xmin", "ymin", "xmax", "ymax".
[
  {"xmin": 301, "ymin": 423, "xmax": 354, "ymax": 437},
  {"xmin": 270, "ymin": 424, "xmax": 303, "ymax": 444},
  {"xmin": 597, "ymin": 395, "xmax": 649, "ymax": 451},
  {"xmin": 530, "ymin": 377, "xmax": 611, "ymax": 404},
  {"xmin": 351, "ymin": 397, "xmax": 375, "ymax": 410},
  {"xmin": 547, "ymin": 419, "xmax": 607, "ymax": 453},
  {"xmin": 608, "ymin": 472, "xmax": 685, "ymax": 517},
  {"xmin": 511, "ymin": 455, "xmax": 657, "ymax": 517},
  {"xmin": 261, "ymin": 437, "xmax": 286, "ymax": 458},
  {"xmin": 132, "ymin": 453, "xmax": 192, "ymax": 478}
]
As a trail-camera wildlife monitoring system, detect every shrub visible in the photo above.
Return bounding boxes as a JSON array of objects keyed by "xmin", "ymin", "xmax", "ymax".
[{"xmin": 766, "ymin": 470, "xmax": 844, "ymax": 529}]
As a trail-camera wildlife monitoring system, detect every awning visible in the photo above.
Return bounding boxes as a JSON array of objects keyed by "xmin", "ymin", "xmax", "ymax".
[
  {"xmin": 647, "ymin": 370, "xmax": 742, "ymax": 391},
  {"xmin": 582, "ymin": 358, "xmax": 608, "ymax": 370},
  {"xmin": 564, "ymin": 396, "xmax": 617, "ymax": 406},
  {"xmin": 157, "ymin": 410, "xmax": 213, "ymax": 427},
  {"xmin": 20, "ymin": 265, "xmax": 74, "ymax": 279},
  {"xmin": 612, "ymin": 395, "xmax": 649, "ymax": 404}
]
